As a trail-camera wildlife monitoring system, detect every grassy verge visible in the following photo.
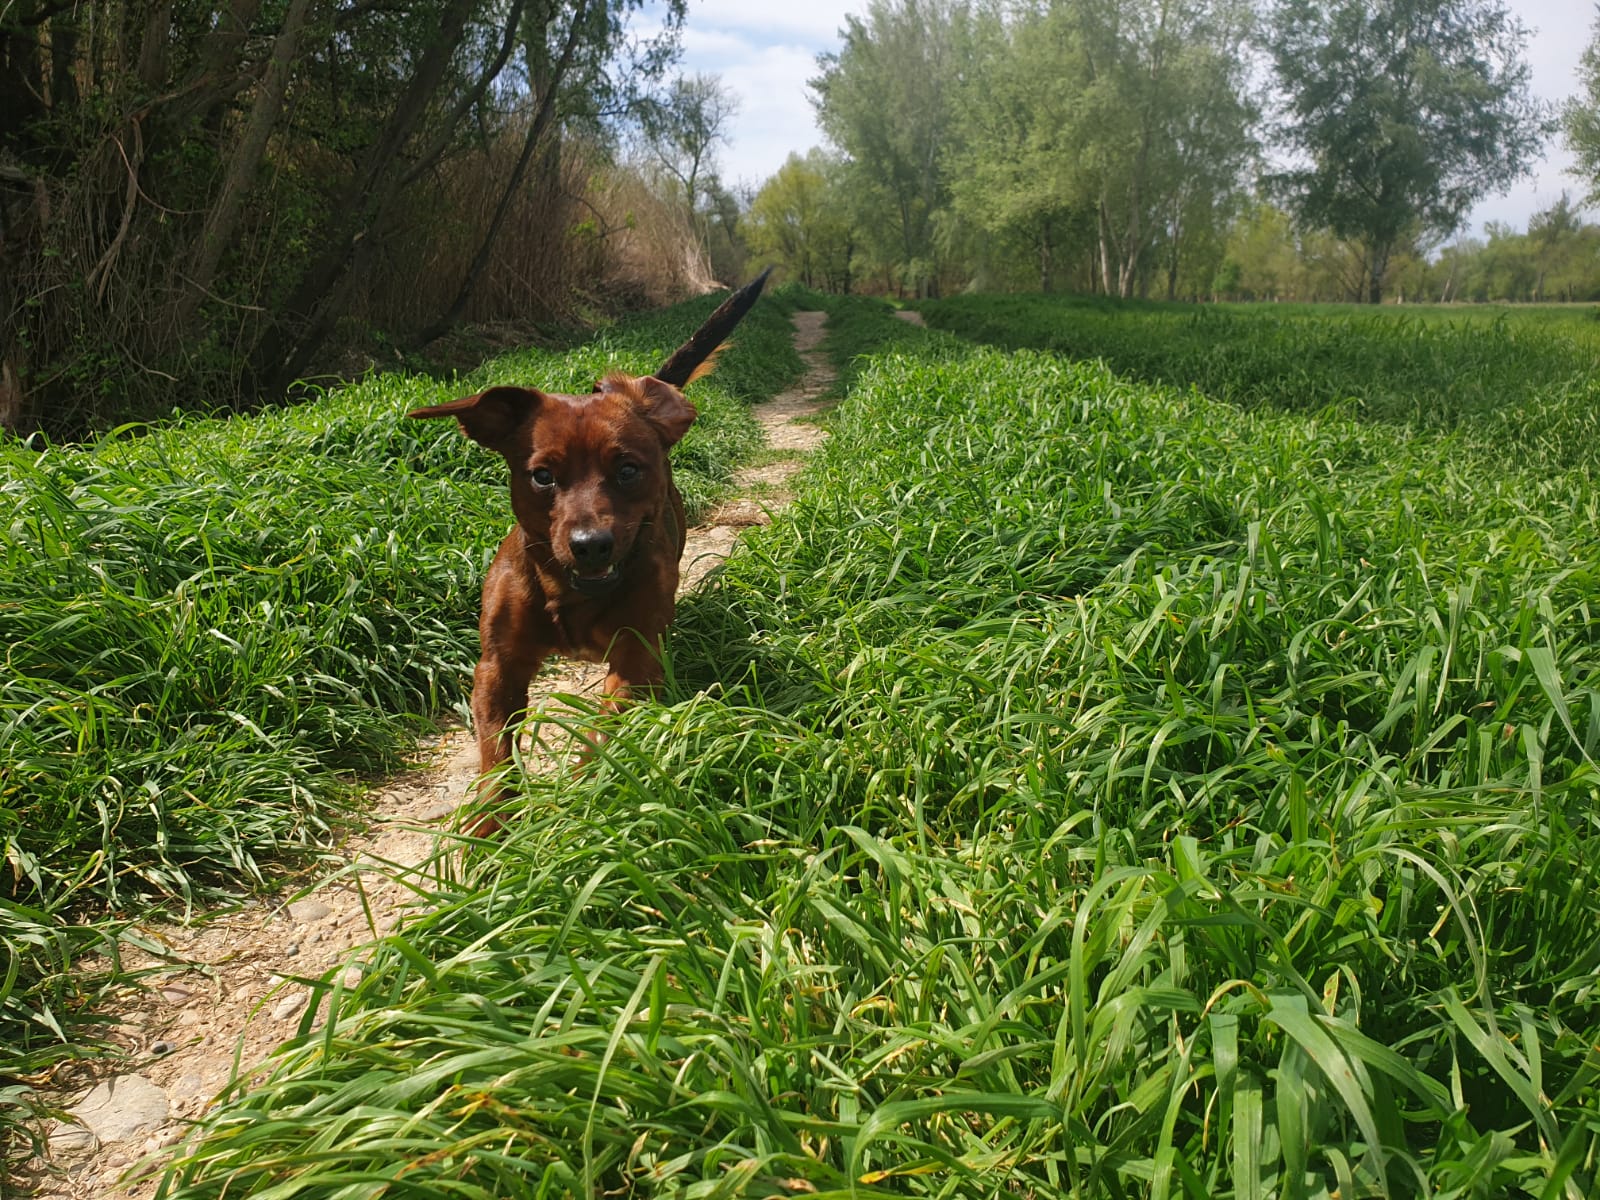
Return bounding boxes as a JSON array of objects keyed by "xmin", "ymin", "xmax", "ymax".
[
  {"xmin": 0, "ymin": 289, "xmax": 801, "ymax": 1176},
  {"xmin": 152, "ymin": 309, "xmax": 1597, "ymax": 1196},
  {"xmin": 915, "ymin": 293, "xmax": 1600, "ymax": 471}
]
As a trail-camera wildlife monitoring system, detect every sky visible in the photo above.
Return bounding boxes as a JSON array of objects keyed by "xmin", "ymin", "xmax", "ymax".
[{"xmin": 661, "ymin": 0, "xmax": 1595, "ymax": 238}]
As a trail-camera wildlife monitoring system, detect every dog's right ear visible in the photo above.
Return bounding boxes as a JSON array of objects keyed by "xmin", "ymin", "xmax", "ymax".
[{"xmin": 407, "ymin": 386, "xmax": 541, "ymax": 451}]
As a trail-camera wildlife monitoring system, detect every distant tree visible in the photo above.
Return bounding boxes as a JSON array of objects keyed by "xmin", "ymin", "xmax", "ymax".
[
  {"xmin": 1563, "ymin": 8, "xmax": 1600, "ymax": 206},
  {"xmin": 943, "ymin": 4, "xmax": 1094, "ymax": 293},
  {"xmin": 1528, "ymin": 194, "xmax": 1585, "ymax": 301},
  {"xmin": 1265, "ymin": 0, "xmax": 1548, "ymax": 303},
  {"xmin": 742, "ymin": 151, "xmax": 858, "ymax": 292},
  {"xmin": 810, "ymin": 0, "xmax": 969, "ymax": 297},
  {"xmin": 943, "ymin": 0, "xmax": 1255, "ymax": 299},
  {"xmin": 1223, "ymin": 201, "xmax": 1301, "ymax": 299},
  {"xmin": 639, "ymin": 73, "xmax": 739, "ymax": 221}
]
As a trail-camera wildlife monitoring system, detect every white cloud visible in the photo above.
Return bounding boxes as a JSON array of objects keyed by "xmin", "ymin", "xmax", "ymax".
[
  {"xmin": 684, "ymin": 0, "xmax": 863, "ymax": 45},
  {"xmin": 681, "ymin": 31, "xmax": 835, "ymax": 189}
]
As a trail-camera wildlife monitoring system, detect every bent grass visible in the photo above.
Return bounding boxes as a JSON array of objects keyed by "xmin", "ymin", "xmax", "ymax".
[
  {"xmin": 153, "ymin": 301, "xmax": 1598, "ymax": 1197},
  {"xmin": 0, "ymin": 289, "xmax": 800, "ymax": 1173}
]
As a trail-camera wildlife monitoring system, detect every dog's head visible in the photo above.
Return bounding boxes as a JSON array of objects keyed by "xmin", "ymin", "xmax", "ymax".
[{"xmin": 408, "ymin": 372, "xmax": 694, "ymax": 595}]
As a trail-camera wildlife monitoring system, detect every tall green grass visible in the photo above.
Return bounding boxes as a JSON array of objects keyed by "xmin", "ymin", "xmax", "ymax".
[
  {"xmin": 154, "ymin": 310, "xmax": 1598, "ymax": 1196},
  {"xmin": 916, "ymin": 294, "xmax": 1600, "ymax": 471},
  {"xmin": 0, "ymin": 289, "xmax": 800, "ymax": 1176}
]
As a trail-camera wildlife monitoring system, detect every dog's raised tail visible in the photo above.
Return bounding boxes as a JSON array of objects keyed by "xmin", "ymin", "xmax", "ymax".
[{"xmin": 654, "ymin": 267, "xmax": 773, "ymax": 388}]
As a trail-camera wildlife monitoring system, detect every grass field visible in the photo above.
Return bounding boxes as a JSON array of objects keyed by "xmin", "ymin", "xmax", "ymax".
[
  {"xmin": 122, "ymin": 293, "xmax": 1600, "ymax": 1197},
  {"xmin": 913, "ymin": 294, "xmax": 1600, "ymax": 473},
  {"xmin": 0, "ymin": 290, "xmax": 804, "ymax": 1170}
]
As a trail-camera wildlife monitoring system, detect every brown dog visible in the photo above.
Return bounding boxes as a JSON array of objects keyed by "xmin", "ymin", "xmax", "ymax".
[{"xmin": 408, "ymin": 270, "xmax": 771, "ymax": 831}]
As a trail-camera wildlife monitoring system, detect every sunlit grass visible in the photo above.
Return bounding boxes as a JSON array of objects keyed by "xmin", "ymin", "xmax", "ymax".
[
  {"xmin": 154, "ymin": 301, "xmax": 1598, "ymax": 1197},
  {"xmin": 0, "ymin": 289, "xmax": 800, "ymax": 1174},
  {"xmin": 915, "ymin": 293, "xmax": 1600, "ymax": 472}
]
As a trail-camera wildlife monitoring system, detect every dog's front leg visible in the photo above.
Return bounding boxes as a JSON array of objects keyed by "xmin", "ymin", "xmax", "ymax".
[
  {"xmin": 472, "ymin": 649, "xmax": 543, "ymax": 774},
  {"xmin": 601, "ymin": 631, "xmax": 667, "ymax": 712}
]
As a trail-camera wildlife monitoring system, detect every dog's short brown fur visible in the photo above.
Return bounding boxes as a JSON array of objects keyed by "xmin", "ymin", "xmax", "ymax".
[{"xmin": 408, "ymin": 271, "xmax": 770, "ymax": 832}]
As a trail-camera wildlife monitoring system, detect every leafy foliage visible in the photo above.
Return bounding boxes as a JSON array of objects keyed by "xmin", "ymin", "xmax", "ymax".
[
  {"xmin": 1561, "ymin": 7, "xmax": 1600, "ymax": 208},
  {"xmin": 1264, "ymin": 0, "xmax": 1549, "ymax": 303}
]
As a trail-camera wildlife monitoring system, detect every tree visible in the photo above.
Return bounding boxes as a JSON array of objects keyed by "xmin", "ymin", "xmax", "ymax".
[
  {"xmin": 0, "ymin": 0, "xmax": 692, "ymax": 435},
  {"xmin": 944, "ymin": 0, "xmax": 1256, "ymax": 299},
  {"xmin": 810, "ymin": 0, "xmax": 969, "ymax": 297},
  {"xmin": 639, "ymin": 73, "xmax": 739, "ymax": 221},
  {"xmin": 1563, "ymin": 6, "xmax": 1600, "ymax": 206},
  {"xmin": 742, "ymin": 151, "xmax": 858, "ymax": 292},
  {"xmin": 1265, "ymin": 0, "xmax": 1548, "ymax": 303},
  {"xmin": 1528, "ymin": 193, "xmax": 1585, "ymax": 301}
]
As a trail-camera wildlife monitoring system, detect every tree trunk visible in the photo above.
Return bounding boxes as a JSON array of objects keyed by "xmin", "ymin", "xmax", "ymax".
[
  {"xmin": 250, "ymin": 0, "xmax": 478, "ymax": 389},
  {"xmin": 136, "ymin": 1, "xmax": 172, "ymax": 88},
  {"xmin": 178, "ymin": 0, "xmax": 312, "ymax": 331},
  {"xmin": 1365, "ymin": 239, "xmax": 1390, "ymax": 304},
  {"xmin": 414, "ymin": 0, "xmax": 587, "ymax": 347}
]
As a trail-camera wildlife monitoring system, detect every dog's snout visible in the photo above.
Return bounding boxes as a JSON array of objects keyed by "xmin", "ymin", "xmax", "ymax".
[{"xmin": 569, "ymin": 528, "xmax": 615, "ymax": 566}]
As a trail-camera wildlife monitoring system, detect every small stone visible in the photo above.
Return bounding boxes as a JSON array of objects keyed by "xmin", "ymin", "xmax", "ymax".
[
  {"xmin": 271, "ymin": 992, "xmax": 307, "ymax": 1021},
  {"xmin": 48, "ymin": 1122, "xmax": 98, "ymax": 1154},
  {"xmin": 415, "ymin": 800, "xmax": 457, "ymax": 822},
  {"xmin": 70, "ymin": 1074, "xmax": 170, "ymax": 1144},
  {"xmin": 145, "ymin": 1126, "xmax": 183, "ymax": 1151},
  {"xmin": 149, "ymin": 1041, "xmax": 174, "ymax": 1057},
  {"xmin": 284, "ymin": 942, "xmax": 299, "ymax": 956},
  {"xmin": 160, "ymin": 985, "xmax": 194, "ymax": 1005},
  {"xmin": 288, "ymin": 898, "xmax": 331, "ymax": 922},
  {"xmin": 341, "ymin": 968, "xmax": 362, "ymax": 990}
]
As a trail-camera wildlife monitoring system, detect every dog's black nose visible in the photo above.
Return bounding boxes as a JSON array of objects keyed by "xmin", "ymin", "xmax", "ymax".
[{"xmin": 569, "ymin": 528, "xmax": 614, "ymax": 566}]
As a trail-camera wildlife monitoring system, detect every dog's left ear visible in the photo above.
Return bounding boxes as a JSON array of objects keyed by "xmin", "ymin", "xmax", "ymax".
[
  {"xmin": 408, "ymin": 386, "xmax": 541, "ymax": 452},
  {"xmin": 634, "ymin": 377, "xmax": 697, "ymax": 447}
]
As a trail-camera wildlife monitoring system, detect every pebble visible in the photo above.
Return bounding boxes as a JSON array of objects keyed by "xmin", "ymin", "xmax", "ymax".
[
  {"xmin": 416, "ymin": 800, "xmax": 458, "ymax": 822},
  {"xmin": 288, "ymin": 898, "xmax": 331, "ymax": 922},
  {"xmin": 170, "ymin": 1073, "xmax": 210, "ymax": 1098},
  {"xmin": 48, "ymin": 1123, "xmax": 98, "ymax": 1154},
  {"xmin": 285, "ymin": 942, "xmax": 300, "ymax": 956},
  {"xmin": 160, "ymin": 985, "xmax": 194, "ymax": 1005},
  {"xmin": 69, "ymin": 1074, "xmax": 170, "ymax": 1144},
  {"xmin": 271, "ymin": 992, "xmax": 307, "ymax": 1021},
  {"xmin": 149, "ymin": 1041, "xmax": 174, "ymax": 1057}
]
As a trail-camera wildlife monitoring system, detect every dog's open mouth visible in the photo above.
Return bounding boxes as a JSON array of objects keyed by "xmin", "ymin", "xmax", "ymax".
[{"xmin": 570, "ymin": 564, "xmax": 623, "ymax": 595}]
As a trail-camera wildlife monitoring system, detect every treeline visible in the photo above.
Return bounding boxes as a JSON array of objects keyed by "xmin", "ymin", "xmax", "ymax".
[
  {"xmin": 745, "ymin": 0, "xmax": 1579, "ymax": 307},
  {"xmin": 1217, "ymin": 194, "xmax": 1600, "ymax": 304},
  {"xmin": 0, "ymin": 0, "xmax": 722, "ymax": 438}
]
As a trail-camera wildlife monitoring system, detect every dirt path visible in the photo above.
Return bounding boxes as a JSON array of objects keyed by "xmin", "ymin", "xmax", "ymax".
[{"xmin": 21, "ymin": 310, "xmax": 835, "ymax": 1199}]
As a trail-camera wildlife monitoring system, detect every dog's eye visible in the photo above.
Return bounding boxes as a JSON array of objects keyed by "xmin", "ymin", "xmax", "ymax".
[
  {"xmin": 617, "ymin": 463, "xmax": 641, "ymax": 484},
  {"xmin": 530, "ymin": 466, "xmax": 555, "ymax": 488}
]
